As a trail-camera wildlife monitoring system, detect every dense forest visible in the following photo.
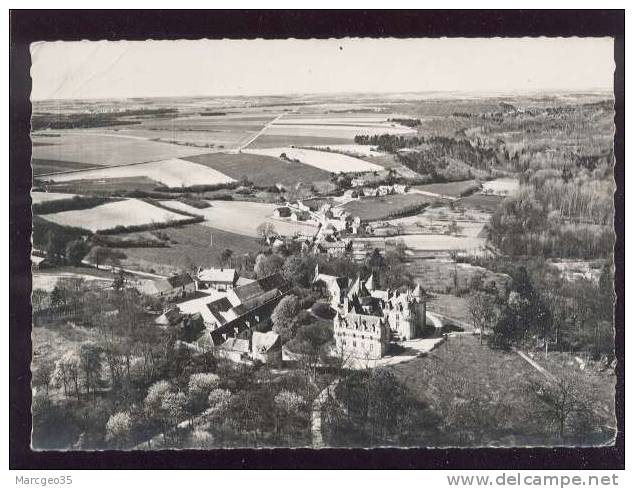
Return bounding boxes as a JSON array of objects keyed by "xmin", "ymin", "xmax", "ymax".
[{"xmin": 32, "ymin": 108, "xmax": 178, "ymax": 130}]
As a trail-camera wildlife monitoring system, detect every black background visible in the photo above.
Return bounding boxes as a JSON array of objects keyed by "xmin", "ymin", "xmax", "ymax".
[{"xmin": 9, "ymin": 9, "xmax": 625, "ymax": 470}]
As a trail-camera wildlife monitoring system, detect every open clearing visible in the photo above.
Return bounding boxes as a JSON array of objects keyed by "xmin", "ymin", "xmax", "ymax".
[
  {"xmin": 342, "ymin": 194, "xmax": 435, "ymax": 221},
  {"xmin": 31, "ymin": 191, "xmax": 78, "ymax": 204},
  {"xmin": 358, "ymin": 234, "xmax": 487, "ymax": 253},
  {"xmin": 183, "ymin": 152, "xmax": 332, "ymax": 188},
  {"xmin": 482, "ymin": 177, "xmax": 520, "ymax": 196},
  {"xmin": 242, "ymin": 147, "xmax": 383, "ymax": 173},
  {"xmin": 412, "ymin": 180, "xmax": 481, "ymax": 198},
  {"xmin": 39, "ymin": 198, "xmax": 193, "ymax": 233},
  {"xmin": 159, "ymin": 199, "xmax": 317, "ymax": 237},
  {"xmin": 118, "ymin": 224, "xmax": 261, "ymax": 275},
  {"xmin": 32, "ymin": 270, "xmax": 113, "ymax": 292},
  {"xmin": 42, "ymin": 158, "xmax": 234, "ymax": 188},
  {"xmin": 32, "ymin": 132, "xmax": 207, "ymax": 167}
]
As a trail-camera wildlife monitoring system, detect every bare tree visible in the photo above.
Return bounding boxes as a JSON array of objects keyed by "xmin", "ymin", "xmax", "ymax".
[
  {"xmin": 468, "ymin": 291, "xmax": 497, "ymax": 344},
  {"xmin": 526, "ymin": 373, "xmax": 595, "ymax": 440}
]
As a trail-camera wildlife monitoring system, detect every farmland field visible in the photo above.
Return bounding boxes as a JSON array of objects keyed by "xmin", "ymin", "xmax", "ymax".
[
  {"xmin": 32, "ymin": 158, "xmax": 98, "ymax": 176},
  {"xmin": 118, "ymin": 224, "xmax": 261, "ymax": 275},
  {"xmin": 412, "ymin": 180, "xmax": 481, "ymax": 198},
  {"xmin": 39, "ymin": 198, "xmax": 193, "ymax": 233},
  {"xmin": 42, "ymin": 158, "xmax": 235, "ymax": 188},
  {"xmin": 301, "ymin": 144, "xmax": 381, "ymax": 157},
  {"xmin": 31, "ymin": 132, "xmax": 207, "ymax": 167},
  {"xmin": 159, "ymin": 199, "xmax": 318, "ymax": 237},
  {"xmin": 31, "ymin": 191, "xmax": 79, "ymax": 204},
  {"xmin": 43, "ymin": 176, "xmax": 162, "ymax": 194},
  {"xmin": 246, "ymin": 134, "xmax": 353, "ymax": 149},
  {"xmin": 357, "ymin": 233, "xmax": 487, "ymax": 253},
  {"xmin": 459, "ymin": 194, "xmax": 505, "ymax": 213},
  {"xmin": 242, "ymin": 147, "xmax": 383, "ymax": 173},
  {"xmin": 183, "ymin": 152, "xmax": 332, "ymax": 187},
  {"xmin": 261, "ymin": 124, "xmax": 415, "ymax": 139},
  {"xmin": 342, "ymin": 193, "xmax": 435, "ymax": 221}
]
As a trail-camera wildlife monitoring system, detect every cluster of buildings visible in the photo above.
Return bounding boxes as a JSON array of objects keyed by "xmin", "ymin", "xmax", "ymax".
[
  {"xmin": 148, "ymin": 268, "xmax": 290, "ymax": 365},
  {"xmin": 313, "ymin": 266, "xmax": 428, "ymax": 360},
  {"xmin": 273, "ymin": 200, "xmax": 362, "ymax": 236},
  {"xmin": 349, "ymin": 177, "xmax": 409, "ymax": 196}
]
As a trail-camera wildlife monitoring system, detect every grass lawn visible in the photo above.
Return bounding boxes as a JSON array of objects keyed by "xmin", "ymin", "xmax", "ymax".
[
  {"xmin": 426, "ymin": 293, "xmax": 473, "ymax": 326},
  {"xmin": 343, "ymin": 193, "xmax": 435, "ymax": 221},
  {"xmin": 388, "ymin": 334, "xmax": 614, "ymax": 446},
  {"xmin": 118, "ymin": 223, "xmax": 262, "ymax": 275},
  {"xmin": 413, "ymin": 180, "xmax": 481, "ymax": 198},
  {"xmin": 183, "ymin": 152, "xmax": 332, "ymax": 188}
]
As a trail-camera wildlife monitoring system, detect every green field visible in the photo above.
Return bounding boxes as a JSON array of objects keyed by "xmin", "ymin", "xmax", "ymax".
[
  {"xmin": 246, "ymin": 134, "xmax": 352, "ymax": 149},
  {"xmin": 118, "ymin": 223, "xmax": 262, "ymax": 275},
  {"xmin": 183, "ymin": 152, "xmax": 332, "ymax": 188},
  {"xmin": 41, "ymin": 176, "xmax": 161, "ymax": 194},
  {"xmin": 343, "ymin": 193, "xmax": 435, "ymax": 221},
  {"xmin": 413, "ymin": 180, "xmax": 481, "ymax": 198},
  {"xmin": 32, "ymin": 158, "xmax": 97, "ymax": 176}
]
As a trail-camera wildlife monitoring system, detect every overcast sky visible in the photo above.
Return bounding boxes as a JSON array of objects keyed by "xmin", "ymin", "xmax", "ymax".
[{"xmin": 30, "ymin": 38, "xmax": 614, "ymax": 101}]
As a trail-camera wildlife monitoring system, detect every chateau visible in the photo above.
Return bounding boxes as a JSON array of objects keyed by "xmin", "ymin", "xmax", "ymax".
[{"xmin": 314, "ymin": 267, "xmax": 427, "ymax": 359}]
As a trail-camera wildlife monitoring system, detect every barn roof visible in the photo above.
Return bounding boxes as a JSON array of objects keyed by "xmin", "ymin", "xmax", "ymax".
[
  {"xmin": 167, "ymin": 272, "xmax": 194, "ymax": 288},
  {"xmin": 198, "ymin": 268, "xmax": 237, "ymax": 283}
]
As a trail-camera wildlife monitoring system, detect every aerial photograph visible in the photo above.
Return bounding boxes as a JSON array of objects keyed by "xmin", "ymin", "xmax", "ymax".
[{"xmin": 28, "ymin": 37, "xmax": 616, "ymax": 450}]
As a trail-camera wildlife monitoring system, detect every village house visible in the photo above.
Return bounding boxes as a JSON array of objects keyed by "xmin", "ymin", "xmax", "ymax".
[
  {"xmin": 251, "ymin": 331, "xmax": 282, "ymax": 366},
  {"xmin": 290, "ymin": 210, "xmax": 309, "ymax": 222},
  {"xmin": 273, "ymin": 206, "xmax": 291, "ymax": 218},
  {"xmin": 197, "ymin": 267, "xmax": 238, "ymax": 291},
  {"xmin": 154, "ymin": 306, "xmax": 184, "ymax": 327},
  {"xmin": 138, "ymin": 272, "xmax": 196, "ymax": 301},
  {"xmin": 214, "ymin": 331, "xmax": 282, "ymax": 366},
  {"xmin": 215, "ymin": 337, "xmax": 251, "ymax": 363},
  {"xmin": 317, "ymin": 239, "xmax": 348, "ymax": 257},
  {"xmin": 393, "ymin": 184, "xmax": 409, "ymax": 194},
  {"xmin": 351, "ymin": 177, "xmax": 366, "ymax": 187},
  {"xmin": 313, "ymin": 265, "xmax": 351, "ymax": 307}
]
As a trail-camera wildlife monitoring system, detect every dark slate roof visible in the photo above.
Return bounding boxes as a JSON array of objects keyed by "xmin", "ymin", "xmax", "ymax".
[
  {"xmin": 167, "ymin": 272, "xmax": 194, "ymax": 288},
  {"xmin": 232, "ymin": 273, "xmax": 288, "ymax": 303},
  {"xmin": 206, "ymin": 297, "xmax": 233, "ymax": 315}
]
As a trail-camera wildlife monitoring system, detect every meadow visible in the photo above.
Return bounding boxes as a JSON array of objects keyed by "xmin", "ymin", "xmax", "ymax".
[
  {"xmin": 32, "ymin": 158, "xmax": 97, "ymax": 176},
  {"xmin": 31, "ymin": 132, "xmax": 207, "ymax": 167},
  {"xmin": 159, "ymin": 199, "xmax": 318, "ymax": 237},
  {"xmin": 118, "ymin": 224, "xmax": 261, "ymax": 275},
  {"xmin": 481, "ymin": 177, "xmax": 520, "ymax": 196},
  {"xmin": 183, "ymin": 152, "xmax": 332, "ymax": 188},
  {"xmin": 412, "ymin": 179, "xmax": 481, "ymax": 198},
  {"xmin": 242, "ymin": 147, "xmax": 383, "ymax": 173},
  {"xmin": 31, "ymin": 191, "xmax": 79, "ymax": 204},
  {"xmin": 43, "ymin": 158, "xmax": 235, "ymax": 188},
  {"xmin": 342, "ymin": 193, "xmax": 434, "ymax": 221},
  {"xmin": 39, "ymin": 198, "xmax": 193, "ymax": 233}
]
